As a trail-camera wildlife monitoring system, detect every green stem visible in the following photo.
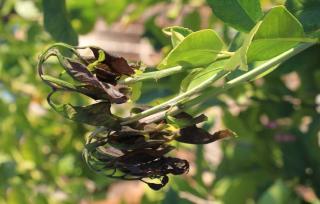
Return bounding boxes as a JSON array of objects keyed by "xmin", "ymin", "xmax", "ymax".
[
  {"xmin": 120, "ymin": 54, "xmax": 232, "ymax": 85},
  {"xmin": 119, "ymin": 65, "xmax": 184, "ymax": 84},
  {"xmin": 124, "ymin": 42, "xmax": 315, "ymax": 124},
  {"xmin": 121, "ymin": 70, "xmax": 229, "ymax": 125}
]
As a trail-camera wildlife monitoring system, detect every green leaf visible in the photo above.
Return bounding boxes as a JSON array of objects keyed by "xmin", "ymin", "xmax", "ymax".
[
  {"xmin": 257, "ymin": 180, "xmax": 298, "ymax": 204},
  {"xmin": 99, "ymin": 0, "xmax": 127, "ymax": 24},
  {"xmin": 223, "ymin": 22, "xmax": 260, "ymax": 71},
  {"xmin": 43, "ymin": 0, "xmax": 78, "ymax": 45},
  {"xmin": 158, "ymin": 29, "xmax": 224, "ymax": 69},
  {"xmin": 67, "ymin": 0, "xmax": 98, "ymax": 34},
  {"xmin": 239, "ymin": 21, "xmax": 262, "ymax": 68},
  {"xmin": 224, "ymin": 49, "xmax": 242, "ymax": 71},
  {"xmin": 207, "ymin": 0, "xmax": 263, "ymax": 32},
  {"xmin": 286, "ymin": 0, "xmax": 320, "ymax": 33},
  {"xmin": 182, "ymin": 10, "xmax": 201, "ymax": 31},
  {"xmin": 181, "ymin": 60, "xmax": 225, "ymax": 92},
  {"xmin": 163, "ymin": 26, "xmax": 193, "ymax": 48},
  {"xmin": 246, "ymin": 6, "xmax": 305, "ymax": 62},
  {"xmin": 180, "ymin": 68, "xmax": 202, "ymax": 93},
  {"xmin": 214, "ymin": 171, "xmax": 271, "ymax": 204}
]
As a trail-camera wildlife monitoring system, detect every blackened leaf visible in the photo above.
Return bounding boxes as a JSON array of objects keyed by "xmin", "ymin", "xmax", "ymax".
[
  {"xmin": 90, "ymin": 47, "xmax": 134, "ymax": 75},
  {"xmin": 146, "ymin": 175, "xmax": 169, "ymax": 191},
  {"xmin": 61, "ymin": 58, "xmax": 128, "ymax": 103},
  {"xmin": 177, "ymin": 127, "xmax": 234, "ymax": 144},
  {"xmin": 162, "ymin": 175, "xmax": 169, "ymax": 186},
  {"xmin": 147, "ymin": 182, "xmax": 165, "ymax": 191},
  {"xmin": 64, "ymin": 102, "xmax": 119, "ymax": 126},
  {"xmin": 165, "ymin": 157, "xmax": 189, "ymax": 175},
  {"xmin": 43, "ymin": 0, "xmax": 78, "ymax": 45},
  {"xmin": 66, "ymin": 59, "xmax": 100, "ymax": 85},
  {"xmin": 166, "ymin": 112, "xmax": 208, "ymax": 128},
  {"xmin": 95, "ymin": 66, "xmax": 118, "ymax": 85},
  {"xmin": 101, "ymin": 83, "xmax": 128, "ymax": 104},
  {"xmin": 49, "ymin": 97, "xmax": 120, "ymax": 127},
  {"xmin": 76, "ymin": 84, "xmax": 109, "ymax": 100}
]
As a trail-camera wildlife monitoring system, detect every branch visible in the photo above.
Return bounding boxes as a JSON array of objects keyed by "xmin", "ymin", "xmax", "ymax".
[
  {"xmin": 122, "ymin": 42, "xmax": 316, "ymax": 125},
  {"xmin": 119, "ymin": 65, "xmax": 184, "ymax": 84}
]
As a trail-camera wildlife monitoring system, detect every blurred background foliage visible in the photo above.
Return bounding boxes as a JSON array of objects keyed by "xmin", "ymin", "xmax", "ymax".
[{"xmin": 0, "ymin": 0, "xmax": 319, "ymax": 203}]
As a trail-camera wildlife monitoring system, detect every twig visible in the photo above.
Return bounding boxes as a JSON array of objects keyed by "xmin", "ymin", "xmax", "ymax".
[{"xmin": 122, "ymin": 42, "xmax": 316, "ymax": 124}]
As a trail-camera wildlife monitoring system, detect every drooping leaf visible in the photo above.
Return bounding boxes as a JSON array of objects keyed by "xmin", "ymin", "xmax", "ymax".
[
  {"xmin": 43, "ymin": 0, "xmax": 78, "ymax": 45},
  {"xmin": 90, "ymin": 47, "xmax": 134, "ymax": 75},
  {"xmin": 207, "ymin": 0, "xmax": 263, "ymax": 32},
  {"xmin": 246, "ymin": 6, "xmax": 305, "ymax": 62},
  {"xmin": 147, "ymin": 175, "xmax": 169, "ymax": 191},
  {"xmin": 177, "ymin": 128, "xmax": 234, "ymax": 144},
  {"xmin": 40, "ymin": 50, "xmax": 130, "ymax": 104},
  {"xmin": 166, "ymin": 112, "xmax": 208, "ymax": 129},
  {"xmin": 158, "ymin": 29, "xmax": 224, "ymax": 69},
  {"xmin": 286, "ymin": 0, "xmax": 320, "ymax": 33},
  {"xmin": 41, "ymin": 74, "xmax": 78, "ymax": 90},
  {"xmin": 49, "ymin": 100, "xmax": 120, "ymax": 127}
]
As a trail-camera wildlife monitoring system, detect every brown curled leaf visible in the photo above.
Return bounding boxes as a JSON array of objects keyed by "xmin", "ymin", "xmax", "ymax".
[
  {"xmin": 90, "ymin": 47, "xmax": 135, "ymax": 76},
  {"xmin": 95, "ymin": 66, "xmax": 118, "ymax": 85},
  {"xmin": 177, "ymin": 127, "xmax": 235, "ymax": 144},
  {"xmin": 49, "ymin": 100, "xmax": 120, "ymax": 128},
  {"xmin": 64, "ymin": 102, "xmax": 119, "ymax": 127},
  {"xmin": 166, "ymin": 112, "xmax": 208, "ymax": 128},
  {"xmin": 65, "ymin": 59, "xmax": 128, "ymax": 104}
]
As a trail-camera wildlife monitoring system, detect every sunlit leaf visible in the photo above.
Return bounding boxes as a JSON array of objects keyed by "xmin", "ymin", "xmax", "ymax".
[
  {"xmin": 246, "ymin": 6, "xmax": 305, "ymax": 62},
  {"xmin": 207, "ymin": 0, "xmax": 263, "ymax": 32},
  {"xmin": 158, "ymin": 29, "xmax": 224, "ymax": 69}
]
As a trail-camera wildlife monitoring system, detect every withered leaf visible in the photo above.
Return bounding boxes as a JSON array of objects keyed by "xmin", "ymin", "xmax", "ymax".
[
  {"xmin": 62, "ymin": 101, "xmax": 120, "ymax": 127},
  {"xmin": 177, "ymin": 127, "xmax": 235, "ymax": 144},
  {"xmin": 146, "ymin": 175, "xmax": 169, "ymax": 191},
  {"xmin": 167, "ymin": 112, "xmax": 208, "ymax": 128},
  {"xmin": 66, "ymin": 59, "xmax": 98, "ymax": 85},
  {"xmin": 64, "ymin": 58, "xmax": 128, "ymax": 104},
  {"xmin": 95, "ymin": 66, "xmax": 118, "ymax": 85},
  {"xmin": 164, "ymin": 157, "xmax": 189, "ymax": 175},
  {"xmin": 90, "ymin": 47, "xmax": 134, "ymax": 75}
]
